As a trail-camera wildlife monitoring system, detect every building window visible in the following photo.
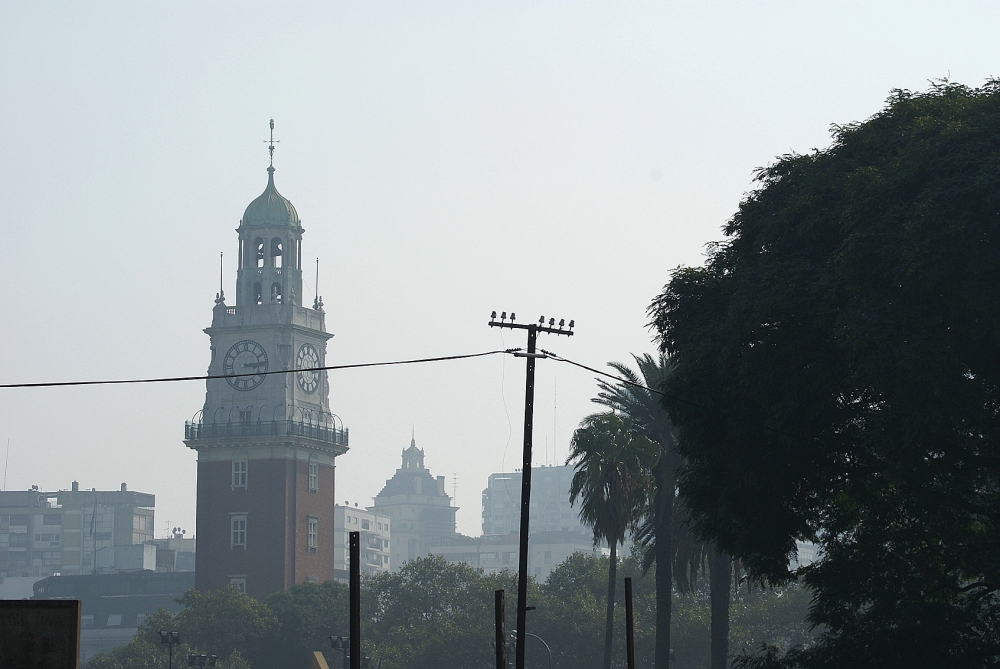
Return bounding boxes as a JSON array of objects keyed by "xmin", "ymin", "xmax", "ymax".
[
  {"xmin": 80, "ymin": 615, "xmax": 94, "ymax": 629},
  {"xmin": 107, "ymin": 614, "xmax": 122, "ymax": 627},
  {"xmin": 307, "ymin": 516, "xmax": 318, "ymax": 550},
  {"xmin": 231, "ymin": 515, "xmax": 247, "ymax": 547},
  {"xmin": 308, "ymin": 463, "xmax": 318, "ymax": 492},
  {"xmin": 42, "ymin": 514, "xmax": 61, "ymax": 526},
  {"xmin": 361, "ymin": 519, "xmax": 370, "ymax": 530},
  {"xmin": 229, "ymin": 577, "xmax": 247, "ymax": 593},
  {"xmin": 232, "ymin": 461, "xmax": 247, "ymax": 488}
]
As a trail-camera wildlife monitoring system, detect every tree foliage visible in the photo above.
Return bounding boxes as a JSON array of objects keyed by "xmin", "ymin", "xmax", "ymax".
[
  {"xmin": 86, "ymin": 554, "xmax": 813, "ymax": 669},
  {"xmin": 651, "ymin": 80, "xmax": 1000, "ymax": 667}
]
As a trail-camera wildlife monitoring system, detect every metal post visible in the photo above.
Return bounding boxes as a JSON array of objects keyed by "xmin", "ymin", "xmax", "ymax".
[
  {"xmin": 515, "ymin": 324, "xmax": 537, "ymax": 669},
  {"xmin": 495, "ymin": 589, "xmax": 507, "ymax": 669},
  {"xmin": 625, "ymin": 577, "xmax": 635, "ymax": 669},
  {"xmin": 488, "ymin": 312, "xmax": 574, "ymax": 669},
  {"xmin": 350, "ymin": 531, "xmax": 361, "ymax": 669}
]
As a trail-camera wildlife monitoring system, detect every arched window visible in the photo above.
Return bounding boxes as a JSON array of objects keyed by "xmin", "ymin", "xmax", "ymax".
[
  {"xmin": 254, "ymin": 238, "xmax": 265, "ymax": 269},
  {"xmin": 271, "ymin": 283, "xmax": 283, "ymax": 304},
  {"xmin": 253, "ymin": 282, "xmax": 263, "ymax": 305},
  {"xmin": 270, "ymin": 238, "xmax": 283, "ymax": 268}
]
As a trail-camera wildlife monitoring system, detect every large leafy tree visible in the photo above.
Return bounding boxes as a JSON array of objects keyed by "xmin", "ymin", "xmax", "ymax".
[
  {"xmin": 569, "ymin": 412, "xmax": 657, "ymax": 669},
  {"xmin": 651, "ymin": 81, "xmax": 1000, "ymax": 667}
]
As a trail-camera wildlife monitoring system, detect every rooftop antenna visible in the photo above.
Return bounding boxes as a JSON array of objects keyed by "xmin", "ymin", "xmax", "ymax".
[
  {"xmin": 219, "ymin": 252, "xmax": 224, "ymax": 299},
  {"xmin": 452, "ymin": 473, "xmax": 457, "ymax": 505},
  {"xmin": 264, "ymin": 118, "xmax": 280, "ymax": 167},
  {"xmin": 3, "ymin": 438, "xmax": 9, "ymax": 491}
]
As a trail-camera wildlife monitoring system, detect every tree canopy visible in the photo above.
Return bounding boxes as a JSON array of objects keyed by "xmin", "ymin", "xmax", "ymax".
[
  {"xmin": 651, "ymin": 81, "xmax": 1000, "ymax": 667},
  {"xmin": 86, "ymin": 554, "xmax": 813, "ymax": 669}
]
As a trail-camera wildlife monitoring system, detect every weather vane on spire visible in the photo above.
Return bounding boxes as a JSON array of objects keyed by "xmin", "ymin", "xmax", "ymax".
[{"xmin": 265, "ymin": 118, "xmax": 280, "ymax": 167}]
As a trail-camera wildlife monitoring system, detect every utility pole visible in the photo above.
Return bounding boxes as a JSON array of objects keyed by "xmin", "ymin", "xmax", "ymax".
[{"xmin": 488, "ymin": 311, "xmax": 574, "ymax": 669}]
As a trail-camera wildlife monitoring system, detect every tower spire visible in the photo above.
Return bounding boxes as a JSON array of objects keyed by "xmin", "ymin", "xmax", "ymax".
[
  {"xmin": 215, "ymin": 252, "xmax": 226, "ymax": 305},
  {"xmin": 264, "ymin": 118, "xmax": 280, "ymax": 169}
]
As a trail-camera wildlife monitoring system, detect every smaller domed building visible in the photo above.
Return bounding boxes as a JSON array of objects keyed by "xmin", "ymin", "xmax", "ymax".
[{"xmin": 372, "ymin": 438, "xmax": 458, "ymax": 569}]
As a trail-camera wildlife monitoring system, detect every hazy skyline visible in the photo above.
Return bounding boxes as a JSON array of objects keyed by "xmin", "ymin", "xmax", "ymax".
[{"xmin": 2, "ymin": 2, "xmax": 998, "ymax": 536}]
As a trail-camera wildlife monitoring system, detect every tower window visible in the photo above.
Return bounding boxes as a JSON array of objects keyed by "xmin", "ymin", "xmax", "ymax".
[
  {"xmin": 270, "ymin": 238, "xmax": 283, "ymax": 268},
  {"xmin": 253, "ymin": 282, "xmax": 263, "ymax": 305},
  {"xmin": 307, "ymin": 516, "xmax": 318, "ymax": 550},
  {"xmin": 231, "ymin": 515, "xmax": 247, "ymax": 547},
  {"xmin": 232, "ymin": 461, "xmax": 247, "ymax": 488},
  {"xmin": 254, "ymin": 238, "xmax": 265, "ymax": 269},
  {"xmin": 271, "ymin": 283, "xmax": 282, "ymax": 304},
  {"xmin": 308, "ymin": 463, "xmax": 318, "ymax": 492},
  {"xmin": 229, "ymin": 577, "xmax": 247, "ymax": 593}
]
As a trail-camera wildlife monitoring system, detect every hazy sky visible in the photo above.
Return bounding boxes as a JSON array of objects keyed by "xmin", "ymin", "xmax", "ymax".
[{"xmin": 1, "ymin": 2, "xmax": 997, "ymax": 537}]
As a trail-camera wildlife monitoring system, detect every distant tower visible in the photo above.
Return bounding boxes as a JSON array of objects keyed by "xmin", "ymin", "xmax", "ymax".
[
  {"xmin": 184, "ymin": 122, "xmax": 348, "ymax": 598},
  {"xmin": 372, "ymin": 437, "xmax": 458, "ymax": 569}
]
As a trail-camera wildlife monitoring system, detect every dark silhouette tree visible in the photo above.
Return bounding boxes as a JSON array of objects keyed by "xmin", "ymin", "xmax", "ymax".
[{"xmin": 651, "ymin": 80, "xmax": 1000, "ymax": 667}]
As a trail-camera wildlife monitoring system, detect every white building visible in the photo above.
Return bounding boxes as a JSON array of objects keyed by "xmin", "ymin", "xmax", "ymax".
[
  {"xmin": 333, "ymin": 504, "xmax": 390, "ymax": 578},
  {"xmin": 430, "ymin": 530, "xmax": 599, "ymax": 583},
  {"xmin": 481, "ymin": 465, "xmax": 588, "ymax": 536},
  {"xmin": 0, "ymin": 482, "xmax": 154, "ymax": 579}
]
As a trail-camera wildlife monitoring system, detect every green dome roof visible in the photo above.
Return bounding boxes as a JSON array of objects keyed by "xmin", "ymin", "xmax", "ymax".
[{"xmin": 241, "ymin": 167, "xmax": 300, "ymax": 228}]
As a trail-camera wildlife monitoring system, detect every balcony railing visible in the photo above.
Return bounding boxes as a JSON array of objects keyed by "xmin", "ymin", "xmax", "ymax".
[{"xmin": 185, "ymin": 419, "xmax": 348, "ymax": 447}]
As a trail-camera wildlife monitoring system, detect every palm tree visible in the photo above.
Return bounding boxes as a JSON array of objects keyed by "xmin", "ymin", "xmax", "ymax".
[
  {"xmin": 592, "ymin": 353, "xmax": 681, "ymax": 668},
  {"xmin": 568, "ymin": 412, "xmax": 656, "ymax": 669},
  {"xmin": 593, "ymin": 353, "xmax": 733, "ymax": 669}
]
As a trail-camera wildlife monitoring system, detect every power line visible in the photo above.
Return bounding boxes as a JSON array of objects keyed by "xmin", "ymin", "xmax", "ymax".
[{"xmin": 0, "ymin": 349, "xmax": 517, "ymax": 389}]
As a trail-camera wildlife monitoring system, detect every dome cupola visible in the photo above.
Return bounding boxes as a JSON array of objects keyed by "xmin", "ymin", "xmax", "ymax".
[{"xmin": 241, "ymin": 166, "xmax": 300, "ymax": 228}]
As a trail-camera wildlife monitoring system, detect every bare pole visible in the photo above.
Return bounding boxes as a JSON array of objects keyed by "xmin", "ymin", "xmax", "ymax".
[
  {"xmin": 488, "ymin": 312, "xmax": 574, "ymax": 669},
  {"xmin": 625, "ymin": 577, "xmax": 636, "ymax": 669},
  {"xmin": 219, "ymin": 252, "xmax": 224, "ymax": 299},
  {"xmin": 514, "ymin": 322, "xmax": 537, "ymax": 669},
  {"xmin": 495, "ymin": 589, "xmax": 507, "ymax": 669},
  {"xmin": 350, "ymin": 530, "xmax": 361, "ymax": 669}
]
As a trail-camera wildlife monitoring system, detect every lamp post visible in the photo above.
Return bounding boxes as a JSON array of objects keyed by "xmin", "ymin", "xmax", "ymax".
[
  {"xmin": 330, "ymin": 635, "xmax": 349, "ymax": 669},
  {"xmin": 330, "ymin": 636, "xmax": 371, "ymax": 669},
  {"xmin": 510, "ymin": 630, "xmax": 552, "ymax": 669},
  {"xmin": 159, "ymin": 631, "xmax": 181, "ymax": 669}
]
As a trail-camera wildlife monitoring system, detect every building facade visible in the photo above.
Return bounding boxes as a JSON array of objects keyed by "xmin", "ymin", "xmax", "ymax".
[
  {"xmin": 33, "ymin": 570, "xmax": 195, "ymax": 664},
  {"xmin": 184, "ymin": 141, "xmax": 348, "ymax": 598},
  {"xmin": 430, "ymin": 530, "xmax": 597, "ymax": 583},
  {"xmin": 0, "ymin": 482, "xmax": 154, "ymax": 578},
  {"xmin": 333, "ymin": 504, "xmax": 390, "ymax": 579},
  {"xmin": 372, "ymin": 440, "xmax": 458, "ymax": 570},
  {"xmin": 481, "ymin": 465, "xmax": 587, "ymax": 536}
]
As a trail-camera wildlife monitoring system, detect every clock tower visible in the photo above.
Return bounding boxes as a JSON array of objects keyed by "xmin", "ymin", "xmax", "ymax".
[{"xmin": 184, "ymin": 124, "xmax": 347, "ymax": 598}]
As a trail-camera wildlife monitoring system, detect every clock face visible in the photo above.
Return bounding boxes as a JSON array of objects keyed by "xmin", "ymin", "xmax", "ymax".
[
  {"xmin": 223, "ymin": 340, "xmax": 269, "ymax": 391},
  {"xmin": 296, "ymin": 343, "xmax": 321, "ymax": 394}
]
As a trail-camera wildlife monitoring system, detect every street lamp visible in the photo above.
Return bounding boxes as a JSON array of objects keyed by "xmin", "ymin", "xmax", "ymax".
[
  {"xmin": 330, "ymin": 635, "xmax": 372, "ymax": 669},
  {"xmin": 330, "ymin": 635, "xmax": 349, "ymax": 669},
  {"xmin": 510, "ymin": 631, "xmax": 552, "ymax": 669},
  {"xmin": 187, "ymin": 654, "xmax": 218, "ymax": 667},
  {"xmin": 159, "ymin": 631, "xmax": 181, "ymax": 669}
]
